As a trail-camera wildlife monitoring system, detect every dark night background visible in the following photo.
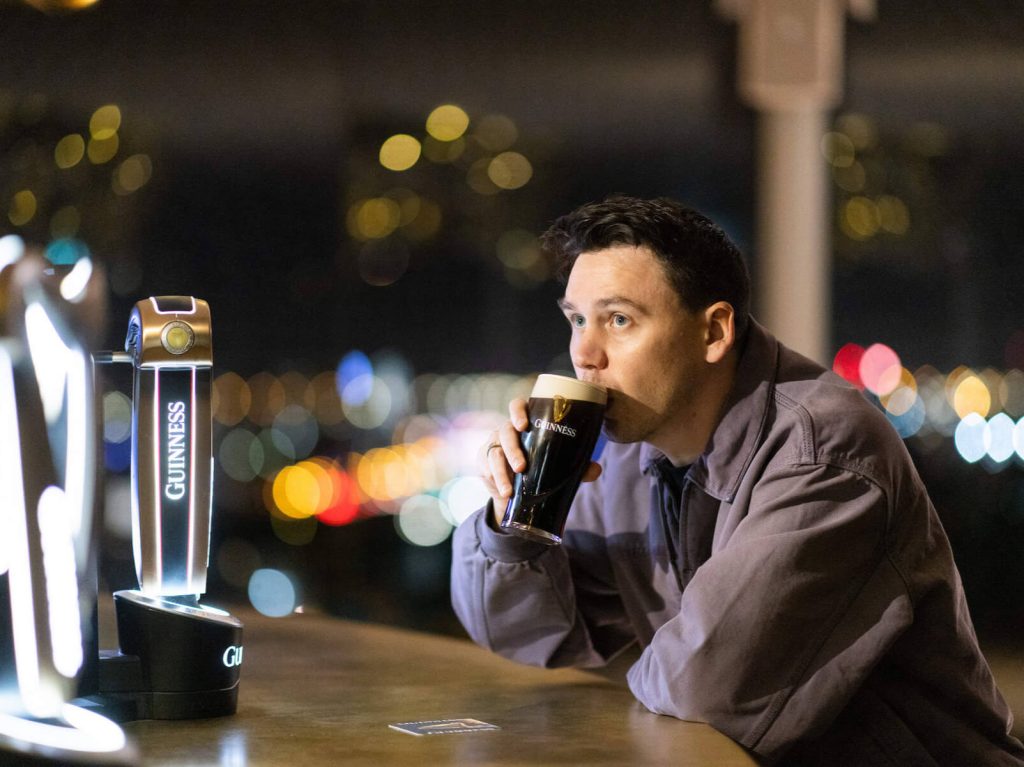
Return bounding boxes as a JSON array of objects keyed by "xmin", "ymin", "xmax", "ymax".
[{"xmin": 2, "ymin": 0, "xmax": 1024, "ymax": 643}]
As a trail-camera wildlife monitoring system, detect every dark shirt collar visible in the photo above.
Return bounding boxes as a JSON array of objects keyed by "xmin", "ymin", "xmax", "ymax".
[{"xmin": 640, "ymin": 319, "xmax": 779, "ymax": 502}]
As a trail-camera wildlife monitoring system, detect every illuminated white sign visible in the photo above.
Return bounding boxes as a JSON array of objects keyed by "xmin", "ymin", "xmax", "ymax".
[
  {"xmin": 165, "ymin": 400, "xmax": 187, "ymax": 501},
  {"xmin": 222, "ymin": 645, "xmax": 244, "ymax": 668}
]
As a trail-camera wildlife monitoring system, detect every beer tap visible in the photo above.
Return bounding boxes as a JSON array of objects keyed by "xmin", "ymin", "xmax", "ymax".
[
  {"xmin": 84, "ymin": 296, "xmax": 243, "ymax": 721},
  {"xmin": 0, "ymin": 235, "xmax": 136, "ymax": 765}
]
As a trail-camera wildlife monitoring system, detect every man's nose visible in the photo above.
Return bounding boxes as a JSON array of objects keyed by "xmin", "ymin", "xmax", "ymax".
[{"xmin": 570, "ymin": 328, "xmax": 607, "ymax": 371}]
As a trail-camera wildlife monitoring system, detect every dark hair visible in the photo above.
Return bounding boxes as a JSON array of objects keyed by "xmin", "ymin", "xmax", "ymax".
[{"xmin": 540, "ymin": 195, "xmax": 750, "ymax": 340}]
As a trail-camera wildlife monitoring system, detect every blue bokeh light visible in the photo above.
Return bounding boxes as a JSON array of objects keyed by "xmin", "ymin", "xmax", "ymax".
[{"xmin": 336, "ymin": 351, "xmax": 373, "ymax": 407}]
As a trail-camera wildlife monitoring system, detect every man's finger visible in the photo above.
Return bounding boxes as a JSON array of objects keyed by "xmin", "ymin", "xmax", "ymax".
[{"xmin": 581, "ymin": 461, "xmax": 602, "ymax": 484}]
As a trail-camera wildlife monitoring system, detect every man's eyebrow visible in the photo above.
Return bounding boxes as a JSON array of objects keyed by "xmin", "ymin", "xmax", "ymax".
[
  {"xmin": 597, "ymin": 296, "xmax": 647, "ymax": 312},
  {"xmin": 556, "ymin": 296, "xmax": 649, "ymax": 314}
]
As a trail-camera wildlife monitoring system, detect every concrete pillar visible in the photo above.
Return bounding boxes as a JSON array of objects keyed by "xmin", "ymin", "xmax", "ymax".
[
  {"xmin": 718, "ymin": 0, "xmax": 874, "ymax": 364},
  {"xmin": 756, "ymin": 108, "xmax": 830, "ymax": 363}
]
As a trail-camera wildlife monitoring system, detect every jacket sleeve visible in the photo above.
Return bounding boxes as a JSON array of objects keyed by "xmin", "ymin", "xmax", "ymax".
[
  {"xmin": 626, "ymin": 462, "xmax": 915, "ymax": 760},
  {"xmin": 450, "ymin": 477, "xmax": 636, "ymax": 669}
]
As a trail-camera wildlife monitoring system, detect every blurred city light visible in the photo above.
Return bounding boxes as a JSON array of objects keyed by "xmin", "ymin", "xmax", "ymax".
[
  {"xmin": 487, "ymin": 151, "xmax": 532, "ymax": 190},
  {"xmin": 379, "ymin": 134, "xmax": 421, "ymax": 172},
  {"xmin": 953, "ymin": 373, "xmax": 992, "ymax": 419},
  {"xmin": 8, "ymin": 189, "xmax": 37, "ymax": 226},
  {"xmin": 425, "ymin": 104, "xmax": 469, "ymax": 142},
  {"xmin": 954, "ymin": 413, "xmax": 988, "ymax": 464},
  {"xmin": 248, "ymin": 568, "xmax": 300, "ymax": 617},
  {"xmin": 54, "ymin": 134, "xmax": 85, "ymax": 169},
  {"xmin": 859, "ymin": 343, "xmax": 901, "ymax": 396},
  {"xmin": 396, "ymin": 494, "xmax": 453, "ymax": 547},
  {"xmin": 89, "ymin": 104, "xmax": 121, "ymax": 140},
  {"xmin": 986, "ymin": 413, "xmax": 1016, "ymax": 464},
  {"xmin": 113, "ymin": 154, "xmax": 153, "ymax": 195},
  {"xmin": 87, "ymin": 134, "xmax": 119, "ymax": 164}
]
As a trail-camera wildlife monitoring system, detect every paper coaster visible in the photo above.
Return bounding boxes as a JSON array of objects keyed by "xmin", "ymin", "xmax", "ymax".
[{"xmin": 388, "ymin": 718, "xmax": 501, "ymax": 736}]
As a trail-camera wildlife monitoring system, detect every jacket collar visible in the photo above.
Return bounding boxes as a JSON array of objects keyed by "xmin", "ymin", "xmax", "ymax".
[{"xmin": 640, "ymin": 319, "xmax": 779, "ymax": 502}]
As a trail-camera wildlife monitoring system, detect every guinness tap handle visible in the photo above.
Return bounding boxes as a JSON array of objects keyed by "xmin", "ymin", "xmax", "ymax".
[{"xmin": 126, "ymin": 297, "xmax": 213, "ymax": 598}]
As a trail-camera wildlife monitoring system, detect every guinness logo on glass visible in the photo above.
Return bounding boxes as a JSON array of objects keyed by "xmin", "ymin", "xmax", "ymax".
[{"xmin": 553, "ymin": 395, "xmax": 571, "ymax": 423}]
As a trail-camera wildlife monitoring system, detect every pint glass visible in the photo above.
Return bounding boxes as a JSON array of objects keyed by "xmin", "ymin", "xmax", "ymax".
[{"xmin": 500, "ymin": 374, "xmax": 606, "ymax": 544}]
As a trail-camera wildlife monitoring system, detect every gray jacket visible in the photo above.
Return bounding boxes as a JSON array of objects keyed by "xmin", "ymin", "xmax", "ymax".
[{"xmin": 451, "ymin": 321, "xmax": 1024, "ymax": 765}]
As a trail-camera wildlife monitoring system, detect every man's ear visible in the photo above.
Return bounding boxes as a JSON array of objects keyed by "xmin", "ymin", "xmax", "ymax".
[{"xmin": 703, "ymin": 301, "xmax": 736, "ymax": 364}]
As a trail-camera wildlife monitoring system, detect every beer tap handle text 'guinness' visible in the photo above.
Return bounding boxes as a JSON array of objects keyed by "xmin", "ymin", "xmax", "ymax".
[{"xmin": 501, "ymin": 375, "xmax": 606, "ymax": 545}]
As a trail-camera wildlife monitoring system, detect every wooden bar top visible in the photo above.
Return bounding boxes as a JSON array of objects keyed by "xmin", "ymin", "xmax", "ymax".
[{"xmin": 121, "ymin": 606, "xmax": 759, "ymax": 766}]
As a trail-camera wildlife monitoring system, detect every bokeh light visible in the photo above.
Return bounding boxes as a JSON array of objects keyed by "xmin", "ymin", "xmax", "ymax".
[
  {"xmin": 50, "ymin": 205, "xmax": 81, "ymax": 238},
  {"xmin": 487, "ymin": 151, "xmax": 532, "ymax": 190},
  {"xmin": 396, "ymin": 495, "xmax": 453, "ymax": 547},
  {"xmin": 347, "ymin": 197, "xmax": 401, "ymax": 240},
  {"xmin": 113, "ymin": 154, "xmax": 153, "ymax": 195},
  {"xmin": 859, "ymin": 343, "xmax": 901, "ymax": 396},
  {"xmin": 248, "ymin": 568, "xmax": 299, "ymax": 617},
  {"xmin": 879, "ymin": 368, "xmax": 918, "ymax": 416},
  {"xmin": 343, "ymin": 375, "xmax": 393, "ymax": 430},
  {"xmin": 954, "ymin": 413, "xmax": 988, "ymax": 464},
  {"xmin": 832, "ymin": 161, "xmax": 867, "ymax": 194},
  {"xmin": 821, "ymin": 132, "xmax": 855, "ymax": 167},
  {"xmin": 219, "ymin": 428, "xmax": 260, "ymax": 483},
  {"xmin": 876, "ymin": 195, "xmax": 910, "ymax": 235},
  {"xmin": 379, "ymin": 134, "xmax": 421, "ymax": 172},
  {"xmin": 953, "ymin": 374, "xmax": 991, "ymax": 419},
  {"xmin": 831, "ymin": 342, "xmax": 864, "ymax": 389},
  {"xmin": 841, "ymin": 196, "xmax": 880, "ymax": 240},
  {"xmin": 89, "ymin": 104, "xmax": 121, "ymax": 140},
  {"xmin": 425, "ymin": 104, "xmax": 469, "ymax": 142},
  {"xmin": 835, "ymin": 113, "xmax": 877, "ymax": 151},
  {"xmin": 1004, "ymin": 369, "xmax": 1024, "ymax": 418},
  {"xmin": 102, "ymin": 391, "xmax": 132, "ymax": 444},
  {"xmin": 466, "ymin": 158, "xmax": 500, "ymax": 195},
  {"xmin": 337, "ymin": 351, "xmax": 373, "ymax": 406},
  {"xmin": 247, "ymin": 372, "xmax": 286, "ymax": 426},
  {"xmin": 986, "ymin": 413, "xmax": 1016, "ymax": 463},
  {"xmin": 886, "ymin": 395, "xmax": 926, "ymax": 439},
  {"xmin": 213, "ymin": 371, "xmax": 252, "ymax": 426},
  {"xmin": 88, "ymin": 134, "xmax": 119, "ymax": 165},
  {"xmin": 440, "ymin": 476, "xmax": 489, "ymax": 526},
  {"xmin": 8, "ymin": 190, "xmax": 37, "ymax": 226},
  {"xmin": 422, "ymin": 135, "xmax": 466, "ymax": 164},
  {"xmin": 102, "ymin": 390, "xmax": 132, "ymax": 472},
  {"xmin": 316, "ymin": 461, "xmax": 361, "ymax": 526},
  {"xmin": 54, "ymin": 134, "xmax": 86, "ymax": 169},
  {"xmin": 273, "ymin": 404, "xmax": 319, "ymax": 460}
]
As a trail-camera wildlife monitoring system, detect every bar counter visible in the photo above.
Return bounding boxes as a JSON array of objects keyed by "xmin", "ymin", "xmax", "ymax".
[{"xmin": 120, "ymin": 606, "xmax": 759, "ymax": 766}]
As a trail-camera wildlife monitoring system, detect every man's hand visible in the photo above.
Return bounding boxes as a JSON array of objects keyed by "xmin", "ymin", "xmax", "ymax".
[{"xmin": 479, "ymin": 398, "xmax": 601, "ymax": 528}]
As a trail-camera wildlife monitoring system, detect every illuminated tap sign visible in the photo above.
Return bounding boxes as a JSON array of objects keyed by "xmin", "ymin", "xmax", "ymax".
[
  {"xmin": 154, "ymin": 368, "xmax": 196, "ymax": 590},
  {"xmin": 164, "ymin": 399, "xmax": 188, "ymax": 502}
]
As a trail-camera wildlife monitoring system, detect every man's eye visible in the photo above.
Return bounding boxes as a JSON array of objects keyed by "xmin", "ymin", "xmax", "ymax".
[
  {"xmin": 570, "ymin": 315, "xmax": 585, "ymax": 327},
  {"xmin": 612, "ymin": 314, "xmax": 629, "ymax": 327}
]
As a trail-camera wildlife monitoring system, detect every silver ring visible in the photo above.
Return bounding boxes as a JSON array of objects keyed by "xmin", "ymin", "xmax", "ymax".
[{"xmin": 486, "ymin": 442, "xmax": 502, "ymax": 455}]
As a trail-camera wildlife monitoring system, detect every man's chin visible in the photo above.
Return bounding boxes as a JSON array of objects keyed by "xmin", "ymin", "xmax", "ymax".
[{"xmin": 602, "ymin": 421, "xmax": 642, "ymax": 445}]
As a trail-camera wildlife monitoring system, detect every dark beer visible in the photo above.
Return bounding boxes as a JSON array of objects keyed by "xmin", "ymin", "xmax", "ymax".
[{"xmin": 501, "ymin": 374, "xmax": 606, "ymax": 544}]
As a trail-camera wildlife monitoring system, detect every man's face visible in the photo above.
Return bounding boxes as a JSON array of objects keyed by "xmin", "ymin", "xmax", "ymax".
[{"xmin": 559, "ymin": 244, "xmax": 711, "ymax": 448}]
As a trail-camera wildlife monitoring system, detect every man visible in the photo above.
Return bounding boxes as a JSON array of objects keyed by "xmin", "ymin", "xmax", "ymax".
[{"xmin": 450, "ymin": 195, "xmax": 1024, "ymax": 765}]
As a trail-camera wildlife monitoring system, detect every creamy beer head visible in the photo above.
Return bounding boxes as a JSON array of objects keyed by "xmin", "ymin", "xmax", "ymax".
[
  {"xmin": 501, "ymin": 373, "xmax": 607, "ymax": 545},
  {"xmin": 531, "ymin": 374, "xmax": 607, "ymax": 405}
]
